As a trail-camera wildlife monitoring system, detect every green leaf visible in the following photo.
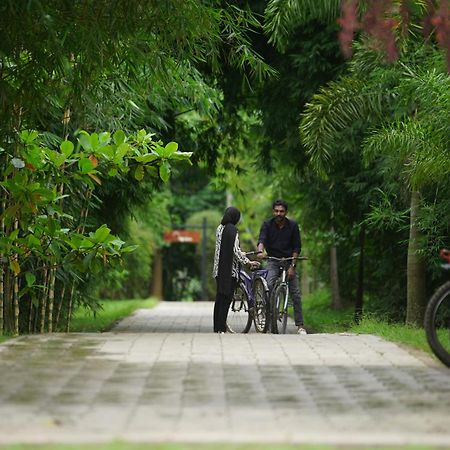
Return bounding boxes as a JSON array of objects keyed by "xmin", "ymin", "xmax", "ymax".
[
  {"xmin": 78, "ymin": 158, "xmax": 95, "ymax": 173},
  {"xmin": 9, "ymin": 259, "xmax": 20, "ymax": 275},
  {"xmin": 60, "ymin": 140, "xmax": 74, "ymax": 158},
  {"xmin": 168, "ymin": 151, "xmax": 193, "ymax": 161},
  {"xmin": 113, "ymin": 130, "xmax": 126, "ymax": 145},
  {"xmin": 90, "ymin": 133, "xmax": 99, "ymax": 151},
  {"xmin": 165, "ymin": 141, "xmax": 178, "ymax": 156},
  {"xmin": 159, "ymin": 161, "xmax": 171, "ymax": 182},
  {"xmin": 98, "ymin": 132, "xmax": 110, "ymax": 146},
  {"xmin": 94, "ymin": 225, "xmax": 111, "ymax": 243},
  {"xmin": 25, "ymin": 272, "xmax": 36, "ymax": 287},
  {"xmin": 78, "ymin": 132, "xmax": 92, "ymax": 151},
  {"xmin": 115, "ymin": 143, "xmax": 130, "ymax": 161},
  {"xmin": 20, "ymin": 130, "xmax": 39, "ymax": 144},
  {"xmin": 135, "ymin": 154, "xmax": 159, "ymax": 163},
  {"xmin": 134, "ymin": 165, "xmax": 144, "ymax": 181}
]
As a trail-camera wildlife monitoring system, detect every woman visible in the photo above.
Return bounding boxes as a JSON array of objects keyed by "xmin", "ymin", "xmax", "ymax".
[{"xmin": 212, "ymin": 206, "xmax": 259, "ymax": 333}]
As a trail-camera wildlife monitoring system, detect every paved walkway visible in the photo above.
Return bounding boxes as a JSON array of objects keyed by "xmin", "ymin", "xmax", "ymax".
[{"xmin": 0, "ymin": 302, "xmax": 449, "ymax": 446}]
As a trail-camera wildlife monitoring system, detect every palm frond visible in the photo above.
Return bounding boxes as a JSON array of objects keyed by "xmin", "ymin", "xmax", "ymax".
[
  {"xmin": 300, "ymin": 75, "xmax": 387, "ymax": 173},
  {"xmin": 264, "ymin": 0, "xmax": 340, "ymax": 52}
]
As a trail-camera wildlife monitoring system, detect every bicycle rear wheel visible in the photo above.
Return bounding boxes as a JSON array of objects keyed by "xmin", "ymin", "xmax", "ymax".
[
  {"xmin": 227, "ymin": 283, "xmax": 252, "ymax": 334},
  {"xmin": 272, "ymin": 283, "xmax": 288, "ymax": 334},
  {"xmin": 424, "ymin": 280, "xmax": 450, "ymax": 367},
  {"xmin": 253, "ymin": 278, "xmax": 268, "ymax": 333}
]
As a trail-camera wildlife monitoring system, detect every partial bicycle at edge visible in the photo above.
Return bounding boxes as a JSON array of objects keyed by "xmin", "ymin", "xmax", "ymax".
[{"xmin": 424, "ymin": 248, "xmax": 450, "ymax": 367}]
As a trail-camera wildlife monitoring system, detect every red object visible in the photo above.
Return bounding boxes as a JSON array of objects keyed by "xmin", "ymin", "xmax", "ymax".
[{"xmin": 164, "ymin": 230, "xmax": 200, "ymax": 244}]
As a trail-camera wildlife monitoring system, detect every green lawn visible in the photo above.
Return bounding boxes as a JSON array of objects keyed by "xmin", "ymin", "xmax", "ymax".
[
  {"xmin": 0, "ymin": 298, "xmax": 157, "ymax": 341},
  {"xmin": 302, "ymin": 289, "xmax": 432, "ymax": 356},
  {"xmin": 0, "ymin": 443, "xmax": 440, "ymax": 450},
  {"xmin": 68, "ymin": 298, "xmax": 158, "ymax": 332}
]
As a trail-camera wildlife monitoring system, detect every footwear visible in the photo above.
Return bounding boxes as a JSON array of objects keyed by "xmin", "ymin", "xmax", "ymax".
[
  {"xmin": 217, "ymin": 331, "xmax": 225, "ymax": 334},
  {"xmin": 297, "ymin": 326, "xmax": 307, "ymax": 335}
]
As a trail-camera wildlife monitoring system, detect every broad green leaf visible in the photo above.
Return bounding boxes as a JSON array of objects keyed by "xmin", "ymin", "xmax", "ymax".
[
  {"xmin": 135, "ymin": 154, "xmax": 159, "ymax": 163},
  {"xmin": 90, "ymin": 133, "xmax": 99, "ymax": 151},
  {"xmin": 25, "ymin": 272, "xmax": 36, "ymax": 287},
  {"xmin": 98, "ymin": 132, "xmax": 110, "ymax": 146},
  {"xmin": 78, "ymin": 132, "xmax": 92, "ymax": 151},
  {"xmin": 9, "ymin": 229, "xmax": 19, "ymax": 241},
  {"xmin": 94, "ymin": 225, "xmax": 111, "ymax": 243},
  {"xmin": 27, "ymin": 234, "xmax": 41, "ymax": 248},
  {"xmin": 79, "ymin": 239, "xmax": 95, "ymax": 249},
  {"xmin": 78, "ymin": 157, "xmax": 95, "ymax": 173},
  {"xmin": 121, "ymin": 244, "xmax": 138, "ymax": 253},
  {"xmin": 20, "ymin": 130, "xmax": 39, "ymax": 144},
  {"xmin": 134, "ymin": 165, "xmax": 144, "ymax": 181},
  {"xmin": 9, "ymin": 259, "xmax": 20, "ymax": 275},
  {"xmin": 168, "ymin": 151, "xmax": 193, "ymax": 161},
  {"xmin": 159, "ymin": 161, "xmax": 171, "ymax": 182},
  {"xmin": 113, "ymin": 130, "xmax": 126, "ymax": 145},
  {"xmin": 60, "ymin": 140, "xmax": 74, "ymax": 157},
  {"xmin": 99, "ymin": 145, "xmax": 114, "ymax": 159},
  {"xmin": 164, "ymin": 142, "xmax": 178, "ymax": 156},
  {"xmin": 115, "ymin": 142, "xmax": 130, "ymax": 160}
]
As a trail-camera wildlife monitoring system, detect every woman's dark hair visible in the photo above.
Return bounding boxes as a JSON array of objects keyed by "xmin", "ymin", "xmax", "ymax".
[
  {"xmin": 221, "ymin": 206, "xmax": 241, "ymax": 225},
  {"xmin": 272, "ymin": 199, "xmax": 288, "ymax": 211}
]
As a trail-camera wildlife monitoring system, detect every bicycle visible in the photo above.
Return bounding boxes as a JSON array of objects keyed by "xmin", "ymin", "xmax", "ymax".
[
  {"xmin": 424, "ymin": 248, "xmax": 450, "ymax": 367},
  {"xmin": 264, "ymin": 255, "xmax": 308, "ymax": 334},
  {"xmin": 226, "ymin": 251, "xmax": 270, "ymax": 334}
]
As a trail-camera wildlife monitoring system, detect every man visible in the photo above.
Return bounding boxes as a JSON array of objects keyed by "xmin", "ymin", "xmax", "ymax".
[{"xmin": 257, "ymin": 199, "xmax": 306, "ymax": 334}]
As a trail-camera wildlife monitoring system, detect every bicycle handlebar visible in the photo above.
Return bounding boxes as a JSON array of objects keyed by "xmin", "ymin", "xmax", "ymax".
[
  {"xmin": 263, "ymin": 256, "xmax": 308, "ymax": 261},
  {"xmin": 244, "ymin": 251, "xmax": 263, "ymax": 257}
]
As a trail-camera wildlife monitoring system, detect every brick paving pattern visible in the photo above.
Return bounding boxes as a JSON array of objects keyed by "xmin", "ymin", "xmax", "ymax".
[{"xmin": 0, "ymin": 301, "xmax": 449, "ymax": 445}]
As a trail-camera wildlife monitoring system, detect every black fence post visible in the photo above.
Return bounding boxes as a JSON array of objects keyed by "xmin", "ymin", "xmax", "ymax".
[{"xmin": 201, "ymin": 217, "xmax": 207, "ymax": 301}]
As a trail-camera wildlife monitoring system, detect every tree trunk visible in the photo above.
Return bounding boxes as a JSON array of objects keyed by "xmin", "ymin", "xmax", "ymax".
[
  {"xmin": 150, "ymin": 250, "xmax": 163, "ymax": 300},
  {"xmin": 406, "ymin": 191, "xmax": 427, "ymax": 326},
  {"xmin": 354, "ymin": 224, "xmax": 366, "ymax": 322},
  {"xmin": 330, "ymin": 225, "xmax": 342, "ymax": 309}
]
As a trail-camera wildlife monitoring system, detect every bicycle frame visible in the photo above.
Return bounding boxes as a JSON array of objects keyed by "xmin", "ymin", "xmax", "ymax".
[
  {"xmin": 237, "ymin": 266, "xmax": 269, "ymax": 308},
  {"xmin": 264, "ymin": 256, "xmax": 308, "ymax": 333}
]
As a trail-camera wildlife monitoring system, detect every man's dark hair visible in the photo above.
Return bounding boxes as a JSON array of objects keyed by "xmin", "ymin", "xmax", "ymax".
[{"xmin": 272, "ymin": 199, "xmax": 288, "ymax": 211}]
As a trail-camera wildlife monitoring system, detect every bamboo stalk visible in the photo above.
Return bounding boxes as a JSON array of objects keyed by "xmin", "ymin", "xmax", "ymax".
[
  {"xmin": 66, "ymin": 282, "xmax": 76, "ymax": 332},
  {"xmin": 13, "ymin": 273, "xmax": 19, "ymax": 335},
  {"xmin": 47, "ymin": 267, "xmax": 56, "ymax": 333},
  {"xmin": 55, "ymin": 284, "xmax": 65, "ymax": 331},
  {"xmin": 0, "ymin": 199, "xmax": 4, "ymax": 335},
  {"xmin": 12, "ymin": 219, "xmax": 19, "ymax": 335},
  {"xmin": 28, "ymin": 294, "xmax": 34, "ymax": 334},
  {"xmin": 0, "ymin": 265, "xmax": 3, "ymax": 335},
  {"xmin": 39, "ymin": 267, "xmax": 49, "ymax": 333}
]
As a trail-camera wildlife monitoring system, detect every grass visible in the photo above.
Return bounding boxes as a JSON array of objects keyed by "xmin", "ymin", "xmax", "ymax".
[
  {"xmin": 68, "ymin": 297, "xmax": 158, "ymax": 332},
  {"xmin": 302, "ymin": 289, "xmax": 432, "ymax": 356},
  {"xmin": 0, "ymin": 443, "xmax": 441, "ymax": 450}
]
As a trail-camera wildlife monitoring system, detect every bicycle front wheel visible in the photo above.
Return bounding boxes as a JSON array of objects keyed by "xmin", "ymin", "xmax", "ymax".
[
  {"xmin": 272, "ymin": 283, "xmax": 288, "ymax": 334},
  {"xmin": 424, "ymin": 280, "xmax": 450, "ymax": 367},
  {"xmin": 227, "ymin": 283, "xmax": 252, "ymax": 334},
  {"xmin": 253, "ymin": 278, "xmax": 268, "ymax": 333}
]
